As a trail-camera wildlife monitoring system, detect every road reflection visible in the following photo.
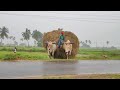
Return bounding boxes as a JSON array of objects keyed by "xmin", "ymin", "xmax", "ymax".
[{"xmin": 42, "ymin": 60, "xmax": 79, "ymax": 75}]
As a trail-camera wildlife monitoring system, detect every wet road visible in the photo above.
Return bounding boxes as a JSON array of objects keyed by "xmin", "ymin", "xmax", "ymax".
[{"xmin": 0, "ymin": 60, "xmax": 120, "ymax": 79}]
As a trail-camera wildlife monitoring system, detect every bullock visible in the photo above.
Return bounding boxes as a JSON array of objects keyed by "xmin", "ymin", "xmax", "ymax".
[
  {"xmin": 63, "ymin": 40, "xmax": 73, "ymax": 59},
  {"xmin": 45, "ymin": 41, "xmax": 57, "ymax": 59}
]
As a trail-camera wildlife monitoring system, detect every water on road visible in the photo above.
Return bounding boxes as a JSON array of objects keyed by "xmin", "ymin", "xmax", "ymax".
[{"xmin": 0, "ymin": 60, "xmax": 120, "ymax": 79}]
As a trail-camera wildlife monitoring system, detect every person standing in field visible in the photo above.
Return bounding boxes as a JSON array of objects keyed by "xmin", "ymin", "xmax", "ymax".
[
  {"xmin": 57, "ymin": 31, "xmax": 65, "ymax": 48},
  {"xmin": 14, "ymin": 47, "xmax": 17, "ymax": 53}
]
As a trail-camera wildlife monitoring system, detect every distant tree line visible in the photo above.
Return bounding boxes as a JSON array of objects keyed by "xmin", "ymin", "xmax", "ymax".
[
  {"xmin": 80, "ymin": 40, "xmax": 111, "ymax": 48},
  {"xmin": 80, "ymin": 40, "xmax": 91, "ymax": 48},
  {"xmin": 0, "ymin": 26, "xmax": 116, "ymax": 48},
  {"xmin": 0, "ymin": 26, "xmax": 43, "ymax": 47}
]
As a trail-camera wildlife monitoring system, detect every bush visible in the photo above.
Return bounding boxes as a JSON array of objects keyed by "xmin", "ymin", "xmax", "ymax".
[
  {"xmin": 3, "ymin": 53, "xmax": 18, "ymax": 60},
  {"xmin": 0, "ymin": 46, "xmax": 46, "ymax": 52}
]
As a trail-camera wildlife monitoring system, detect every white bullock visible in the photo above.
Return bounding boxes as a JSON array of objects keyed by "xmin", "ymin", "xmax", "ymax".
[
  {"xmin": 46, "ymin": 41, "xmax": 57, "ymax": 59},
  {"xmin": 63, "ymin": 40, "xmax": 73, "ymax": 59}
]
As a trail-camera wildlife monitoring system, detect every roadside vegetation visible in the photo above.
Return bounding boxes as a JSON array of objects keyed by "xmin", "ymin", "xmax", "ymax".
[
  {"xmin": 22, "ymin": 74, "xmax": 120, "ymax": 79},
  {"xmin": 77, "ymin": 48, "xmax": 120, "ymax": 60}
]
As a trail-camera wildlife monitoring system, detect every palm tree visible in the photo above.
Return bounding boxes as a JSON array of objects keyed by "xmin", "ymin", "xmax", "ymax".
[
  {"xmin": 32, "ymin": 30, "xmax": 43, "ymax": 47},
  {"xmin": 22, "ymin": 28, "xmax": 31, "ymax": 47},
  {"xmin": 0, "ymin": 26, "xmax": 9, "ymax": 45},
  {"xmin": 106, "ymin": 41, "xmax": 109, "ymax": 48}
]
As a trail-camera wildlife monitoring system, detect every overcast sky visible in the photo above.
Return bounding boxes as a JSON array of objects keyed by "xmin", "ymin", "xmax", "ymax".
[{"xmin": 0, "ymin": 11, "xmax": 120, "ymax": 47}]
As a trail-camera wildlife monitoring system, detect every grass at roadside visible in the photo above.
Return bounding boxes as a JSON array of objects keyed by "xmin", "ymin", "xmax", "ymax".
[
  {"xmin": 77, "ymin": 48, "xmax": 120, "ymax": 60},
  {"xmin": 0, "ymin": 46, "xmax": 46, "ymax": 52},
  {"xmin": 0, "ymin": 47, "xmax": 120, "ymax": 60},
  {"xmin": 0, "ymin": 51, "xmax": 77, "ymax": 61},
  {"xmin": 0, "ymin": 51, "xmax": 49, "ymax": 60},
  {"xmin": 23, "ymin": 74, "xmax": 120, "ymax": 79}
]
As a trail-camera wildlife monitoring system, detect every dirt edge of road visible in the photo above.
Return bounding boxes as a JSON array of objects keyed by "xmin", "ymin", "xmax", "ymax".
[{"xmin": 16, "ymin": 73, "xmax": 120, "ymax": 79}]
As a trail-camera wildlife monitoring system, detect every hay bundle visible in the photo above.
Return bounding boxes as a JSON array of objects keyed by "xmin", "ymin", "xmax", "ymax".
[{"xmin": 43, "ymin": 29, "xmax": 79, "ymax": 59}]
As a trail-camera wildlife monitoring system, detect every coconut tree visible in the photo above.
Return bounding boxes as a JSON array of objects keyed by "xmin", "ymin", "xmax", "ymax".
[
  {"xmin": 22, "ymin": 28, "xmax": 31, "ymax": 47},
  {"xmin": 106, "ymin": 41, "xmax": 109, "ymax": 48},
  {"xmin": 0, "ymin": 26, "xmax": 9, "ymax": 46}
]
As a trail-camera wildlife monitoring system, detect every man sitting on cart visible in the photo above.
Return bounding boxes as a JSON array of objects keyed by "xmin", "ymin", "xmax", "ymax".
[{"xmin": 57, "ymin": 31, "xmax": 65, "ymax": 48}]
